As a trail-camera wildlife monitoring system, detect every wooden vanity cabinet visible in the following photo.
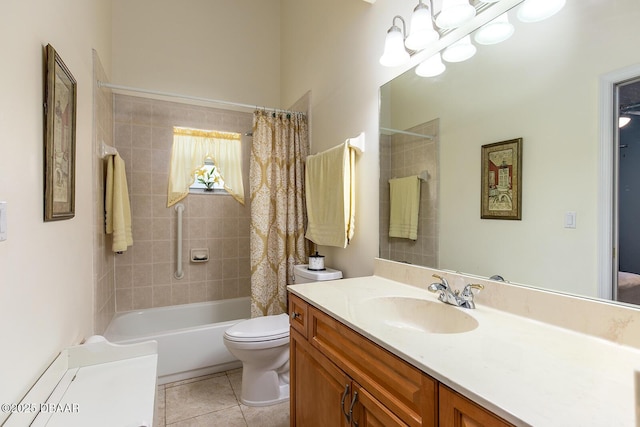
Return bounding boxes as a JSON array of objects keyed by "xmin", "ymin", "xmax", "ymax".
[
  {"xmin": 289, "ymin": 293, "xmax": 437, "ymax": 427},
  {"xmin": 289, "ymin": 292, "xmax": 515, "ymax": 427},
  {"xmin": 439, "ymin": 385, "xmax": 513, "ymax": 427}
]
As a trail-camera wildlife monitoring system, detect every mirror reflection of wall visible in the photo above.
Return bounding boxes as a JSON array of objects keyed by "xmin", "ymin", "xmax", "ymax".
[{"xmin": 379, "ymin": 120, "xmax": 439, "ymax": 266}]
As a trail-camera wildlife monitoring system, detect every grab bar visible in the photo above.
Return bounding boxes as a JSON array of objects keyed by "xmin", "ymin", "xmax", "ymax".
[{"xmin": 174, "ymin": 203, "xmax": 185, "ymax": 279}]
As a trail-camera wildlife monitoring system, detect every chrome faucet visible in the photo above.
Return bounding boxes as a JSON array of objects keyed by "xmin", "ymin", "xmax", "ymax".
[{"xmin": 428, "ymin": 274, "xmax": 484, "ymax": 309}]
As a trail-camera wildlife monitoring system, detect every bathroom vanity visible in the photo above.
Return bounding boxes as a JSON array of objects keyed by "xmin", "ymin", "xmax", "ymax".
[
  {"xmin": 287, "ymin": 259, "xmax": 640, "ymax": 426},
  {"xmin": 289, "ymin": 293, "xmax": 511, "ymax": 426}
]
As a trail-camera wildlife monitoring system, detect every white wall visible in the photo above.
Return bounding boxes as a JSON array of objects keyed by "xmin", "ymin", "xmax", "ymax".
[
  {"xmin": 280, "ymin": 0, "xmax": 416, "ymax": 277},
  {"xmin": 111, "ymin": 0, "xmax": 282, "ymax": 108},
  {"xmin": 0, "ymin": 0, "xmax": 111, "ymax": 415}
]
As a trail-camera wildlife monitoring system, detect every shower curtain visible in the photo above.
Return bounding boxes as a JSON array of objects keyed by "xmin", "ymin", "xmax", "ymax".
[{"xmin": 250, "ymin": 110, "xmax": 310, "ymax": 317}]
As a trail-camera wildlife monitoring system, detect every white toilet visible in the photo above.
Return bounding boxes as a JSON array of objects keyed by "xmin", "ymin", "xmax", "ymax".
[{"xmin": 223, "ymin": 264, "xmax": 342, "ymax": 406}]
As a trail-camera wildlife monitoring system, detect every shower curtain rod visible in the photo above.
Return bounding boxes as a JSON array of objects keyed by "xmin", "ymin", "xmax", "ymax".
[
  {"xmin": 380, "ymin": 127, "xmax": 434, "ymax": 140},
  {"xmin": 97, "ymin": 81, "xmax": 303, "ymax": 115}
]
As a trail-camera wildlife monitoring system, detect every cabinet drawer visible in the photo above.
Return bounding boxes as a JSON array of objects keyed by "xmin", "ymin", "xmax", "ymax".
[
  {"xmin": 288, "ymin": 293, "xmax": 309, "ymax": 339},
  {"xmin": 309, "ymin": 306, "xmax": 437, "ymax": 427}
]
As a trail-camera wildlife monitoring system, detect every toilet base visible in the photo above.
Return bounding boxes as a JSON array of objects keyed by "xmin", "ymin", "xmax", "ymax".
[
  {"xmin": 240, "ymin": 383, "xmax": 289, "ymax": 407},
  {"xmin": 239, "ymin": 363, "xmax": 290, "ymax": 407}
]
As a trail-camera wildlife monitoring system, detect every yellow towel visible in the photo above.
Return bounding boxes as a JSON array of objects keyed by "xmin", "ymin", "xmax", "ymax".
[
  {"xmin": 389, "ymin": 176, "xmax": 421, "ymax": 240},
  {"xmin": 305, "ymin": 143, "xmax": 355, "ymax": 248},
  {"xmin": 106, "ymin": 154, "xmax": 133, "ymax": 252}
]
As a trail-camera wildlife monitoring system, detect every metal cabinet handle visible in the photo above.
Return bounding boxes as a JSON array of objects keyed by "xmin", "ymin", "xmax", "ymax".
[
  {"xmin": 340, "ymin": 384, "xmax": 351, "ymax": 423},
  {"xmin": 349, "ymin": 391, "xmax": 359, "ymax": 427},
  {"xmin": 290, "ymin": 311, "xmax": 301, "ymax": 320}
]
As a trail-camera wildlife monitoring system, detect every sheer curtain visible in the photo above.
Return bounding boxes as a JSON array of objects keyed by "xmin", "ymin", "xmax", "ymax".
[
  {"xmin": 250, "ymin": 110, "xmax": 310, "ymax": 316},
  {"xmin": 167, "ymin": 127, "xmax": 244, "ymax": 207}
]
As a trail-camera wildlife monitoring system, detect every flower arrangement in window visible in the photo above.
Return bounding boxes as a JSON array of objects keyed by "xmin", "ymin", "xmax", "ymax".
[{"xmin": 196, "ymin": 164, "xmax": 222, "ymax": 191}]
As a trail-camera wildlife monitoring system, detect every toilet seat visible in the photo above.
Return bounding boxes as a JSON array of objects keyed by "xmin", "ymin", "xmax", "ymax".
[{"xmin": 224, "ymin": 313, "xmax": 289, "ymax": 343}]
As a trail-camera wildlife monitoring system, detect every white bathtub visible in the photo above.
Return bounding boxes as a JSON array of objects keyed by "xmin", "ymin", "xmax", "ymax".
[{"xmin": 104, "ymin": 297, "xmax": 250, "ymax": 385}]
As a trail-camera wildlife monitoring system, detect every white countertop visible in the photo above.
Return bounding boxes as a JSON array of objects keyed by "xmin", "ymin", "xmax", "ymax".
[{"xmin": 288, "ymin": 276, "xmax": 640, "ymax": 427}]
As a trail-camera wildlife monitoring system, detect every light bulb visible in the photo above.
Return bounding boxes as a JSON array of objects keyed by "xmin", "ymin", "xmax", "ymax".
[
  {"xmin": 416, "ymin": 53, "xmax": 446, "ymax": 77},
  {"xmin": 474, "ymin": 13, "xmax": 515, "ymax": 45},
  {"xmin": 442, "ymin": 35, "xmax": 476, "ymax": 62},
  {"xmin": 380, "ymin": 26, "xmax": 410, "ymax": 67},
  {"xmin": 517, "ymin": 0, "xmax": 566, "ymax": 23},
  {"xmin": 619, "ymin": 117, "xmax": 631, "ymax": 128},
  {"xmin": 436, "ymin": 0, "xmax": 476, "ymax": 30},
  {"xmin": 406, "ymin": 3, "xmax": 439, "ymax": 51}
]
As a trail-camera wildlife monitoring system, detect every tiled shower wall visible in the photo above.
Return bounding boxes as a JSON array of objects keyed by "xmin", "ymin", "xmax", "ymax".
[
  {"xmin": 113, "ymin": 95, "xmax": 252, "ymax": 311},
  {"xmin": 92, "ymin": 51, "xmax": 115, "ymax": 334},
  {"xmin": 379, "ymin": 120, "xmax": 439, "ymax": 267}
]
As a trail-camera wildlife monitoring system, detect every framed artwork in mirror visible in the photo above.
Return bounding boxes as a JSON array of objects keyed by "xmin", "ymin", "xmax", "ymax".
[
  {"xmin": 44, "ymin": 44, "xmax": 76, "ymax": 221},
  {"xmin": 481, "ymin": 138, "xmax": 522, "ymax": 220}
]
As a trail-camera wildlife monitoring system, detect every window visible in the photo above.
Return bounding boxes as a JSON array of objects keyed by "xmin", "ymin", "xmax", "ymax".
[
  {"xmin": 167, "ymin": 127, "xmax": 244, "ymax": 207},
  {"xmin": 190, "ymin": 158, "xmax": 226, "ymax": 193}
]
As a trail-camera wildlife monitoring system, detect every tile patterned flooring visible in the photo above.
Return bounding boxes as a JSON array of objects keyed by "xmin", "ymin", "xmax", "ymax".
[{"xmin": 155, "ymin": 369, "xmax": 289, "ymax": 426}]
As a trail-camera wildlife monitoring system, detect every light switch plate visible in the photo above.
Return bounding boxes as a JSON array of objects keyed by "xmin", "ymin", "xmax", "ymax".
[{"xmin": 564, "ymin": 211, "xmax": 576, "ymax": 229}]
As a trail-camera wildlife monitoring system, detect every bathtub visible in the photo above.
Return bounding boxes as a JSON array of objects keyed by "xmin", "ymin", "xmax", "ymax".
[{"xmin": 104, "ymin": 297, "xmax": 250, "ymax": 385}]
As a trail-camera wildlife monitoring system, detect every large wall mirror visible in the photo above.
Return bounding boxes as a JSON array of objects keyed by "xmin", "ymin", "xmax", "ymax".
[{"xmin": 379, "ymin": 0, "xmax": 640, "ymax": 306}]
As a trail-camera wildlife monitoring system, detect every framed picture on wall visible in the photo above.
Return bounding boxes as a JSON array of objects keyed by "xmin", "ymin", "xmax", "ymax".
[
  {"xmin": 44, "ymin": 44, "xmax": 77, "ymax": 221},
  {"xmin": 481, "ymin": 138, "xmax": 523, "ymax": 220}
]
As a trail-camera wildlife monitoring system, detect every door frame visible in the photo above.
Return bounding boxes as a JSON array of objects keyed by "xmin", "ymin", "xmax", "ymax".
[{"xmin": 598, "ymin": 63, "xmax": 640, "ymax": 300}]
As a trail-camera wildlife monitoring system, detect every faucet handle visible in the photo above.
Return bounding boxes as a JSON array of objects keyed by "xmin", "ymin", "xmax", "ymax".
[
  {"xmin": 431, "ymin": 274, "xmax": 449, "ymax": 287},
  {"xmin": 461, "ymin": 283, "xmax": 484, "ymax": 298}
]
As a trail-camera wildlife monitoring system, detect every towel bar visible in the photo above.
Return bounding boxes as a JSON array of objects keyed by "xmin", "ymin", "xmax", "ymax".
[
  {"xmin": 346, "ymin": 132, "xmax": 365, "ymax": 154},
  {"xmin": 100, "ymin": 141, "xmax": 118, "ymax": 158}
]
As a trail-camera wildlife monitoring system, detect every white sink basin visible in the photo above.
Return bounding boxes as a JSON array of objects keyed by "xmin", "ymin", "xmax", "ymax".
[{"xmin": 353, "ymin": 296, "xmax": 479, "ymax": 334}]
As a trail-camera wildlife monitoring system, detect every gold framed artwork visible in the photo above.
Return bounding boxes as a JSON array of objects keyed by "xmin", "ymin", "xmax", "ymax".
[
  {"xmin": 481, "ymin": 138, "xmax": 522, "ymax": 220},
  {"xmin": 44, "ymin": 44, "xmax": 76, "ymax": 221}
]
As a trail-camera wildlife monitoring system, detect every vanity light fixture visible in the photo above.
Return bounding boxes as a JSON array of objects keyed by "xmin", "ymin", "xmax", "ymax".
[
  {"xmin": 442, "ymin": 35, "xmax": 477, "ymax": 62},
  {"xmin": 474, "ymin": 12, "xmax": 515, "ymax": 45},
  {"xmin": 435, "ymin": 0, "xmax": 477, "ymax": 30},
  {"xmin": 379, "ymin": 15, "xmax": 411, "ymax": 67},
  {"xmin": 415, "ymin": 52, "xmax": 446, "ymax": 77},
  {"xmin": 381, "ymin": 0, "xmax": 560, "ymax": 76},
  {"xmin": 405, "ymin": 0, "xmax": 439, "ymax": 51},
  {"xmin": 517, "ymin": 0, "xmax": 566, "ymax": 23}
]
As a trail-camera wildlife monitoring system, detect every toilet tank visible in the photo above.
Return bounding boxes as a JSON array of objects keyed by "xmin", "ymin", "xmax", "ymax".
[{"xmin": 292, "ymin": 264, "xmax": 343, "ymax": 284}]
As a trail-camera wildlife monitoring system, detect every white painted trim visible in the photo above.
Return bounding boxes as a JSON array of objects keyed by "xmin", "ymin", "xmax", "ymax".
[{"xmin": 598, "ymin": 63, "xmax": 640, "ymax": 300}]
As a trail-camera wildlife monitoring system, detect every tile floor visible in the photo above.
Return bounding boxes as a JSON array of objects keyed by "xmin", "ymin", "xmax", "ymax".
[{"xmin": 155, "ymin": 369, "xmax": 289, "ymax": 427}]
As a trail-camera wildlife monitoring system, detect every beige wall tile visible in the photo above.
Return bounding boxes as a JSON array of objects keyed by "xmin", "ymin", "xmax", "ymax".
[
  {"xmin": 114, "ymin": 95, "xmax": 252, "ymax": 311},
  {"xmin": 115, "ymin": 265, "xmax": 133, "ymax": 289},
  {"xmin": 133, "ymin": 263, "xmax": 153, "ymax": 287},
  {"xmin": 153, "ymin": 263, "xmax": 172, "ymax": 286},
  {"xmin": 116, "ymin": 288, "xmax": 133, "ymax": 312},
  {"xmin": 153, "ymin": 285, "xmax": 172, "ymax": 308},
  {"xmin": 133, "ymin": 287, "xmax": 153, "ymax": 309}
]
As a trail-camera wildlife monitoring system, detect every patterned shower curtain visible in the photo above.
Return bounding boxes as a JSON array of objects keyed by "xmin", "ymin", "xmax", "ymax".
[{"xmin": 250, "ymin": 110, "xmax": 310, "ymax": 317}]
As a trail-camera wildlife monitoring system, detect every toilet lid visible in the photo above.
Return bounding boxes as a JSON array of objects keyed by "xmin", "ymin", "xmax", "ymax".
[{"xmin": 224, "ymin": 313, "xmax": 290, "ymax": 342}]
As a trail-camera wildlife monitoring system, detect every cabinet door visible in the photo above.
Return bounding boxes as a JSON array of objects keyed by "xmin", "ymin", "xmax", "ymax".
[
  {"xmin": 291, "ymin": 329, "xmax": 351, "ymax": 427},
  {"xmin": 439, "ymin": 385, "xmax": 514, "ymax": 427},
  {"xmin": 309, "ymin": 306, "xmax": 438, "ymax": 426},
  {"xmin": 351, "ymin": 382, "xmax": 409, "ymax": 427}
]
